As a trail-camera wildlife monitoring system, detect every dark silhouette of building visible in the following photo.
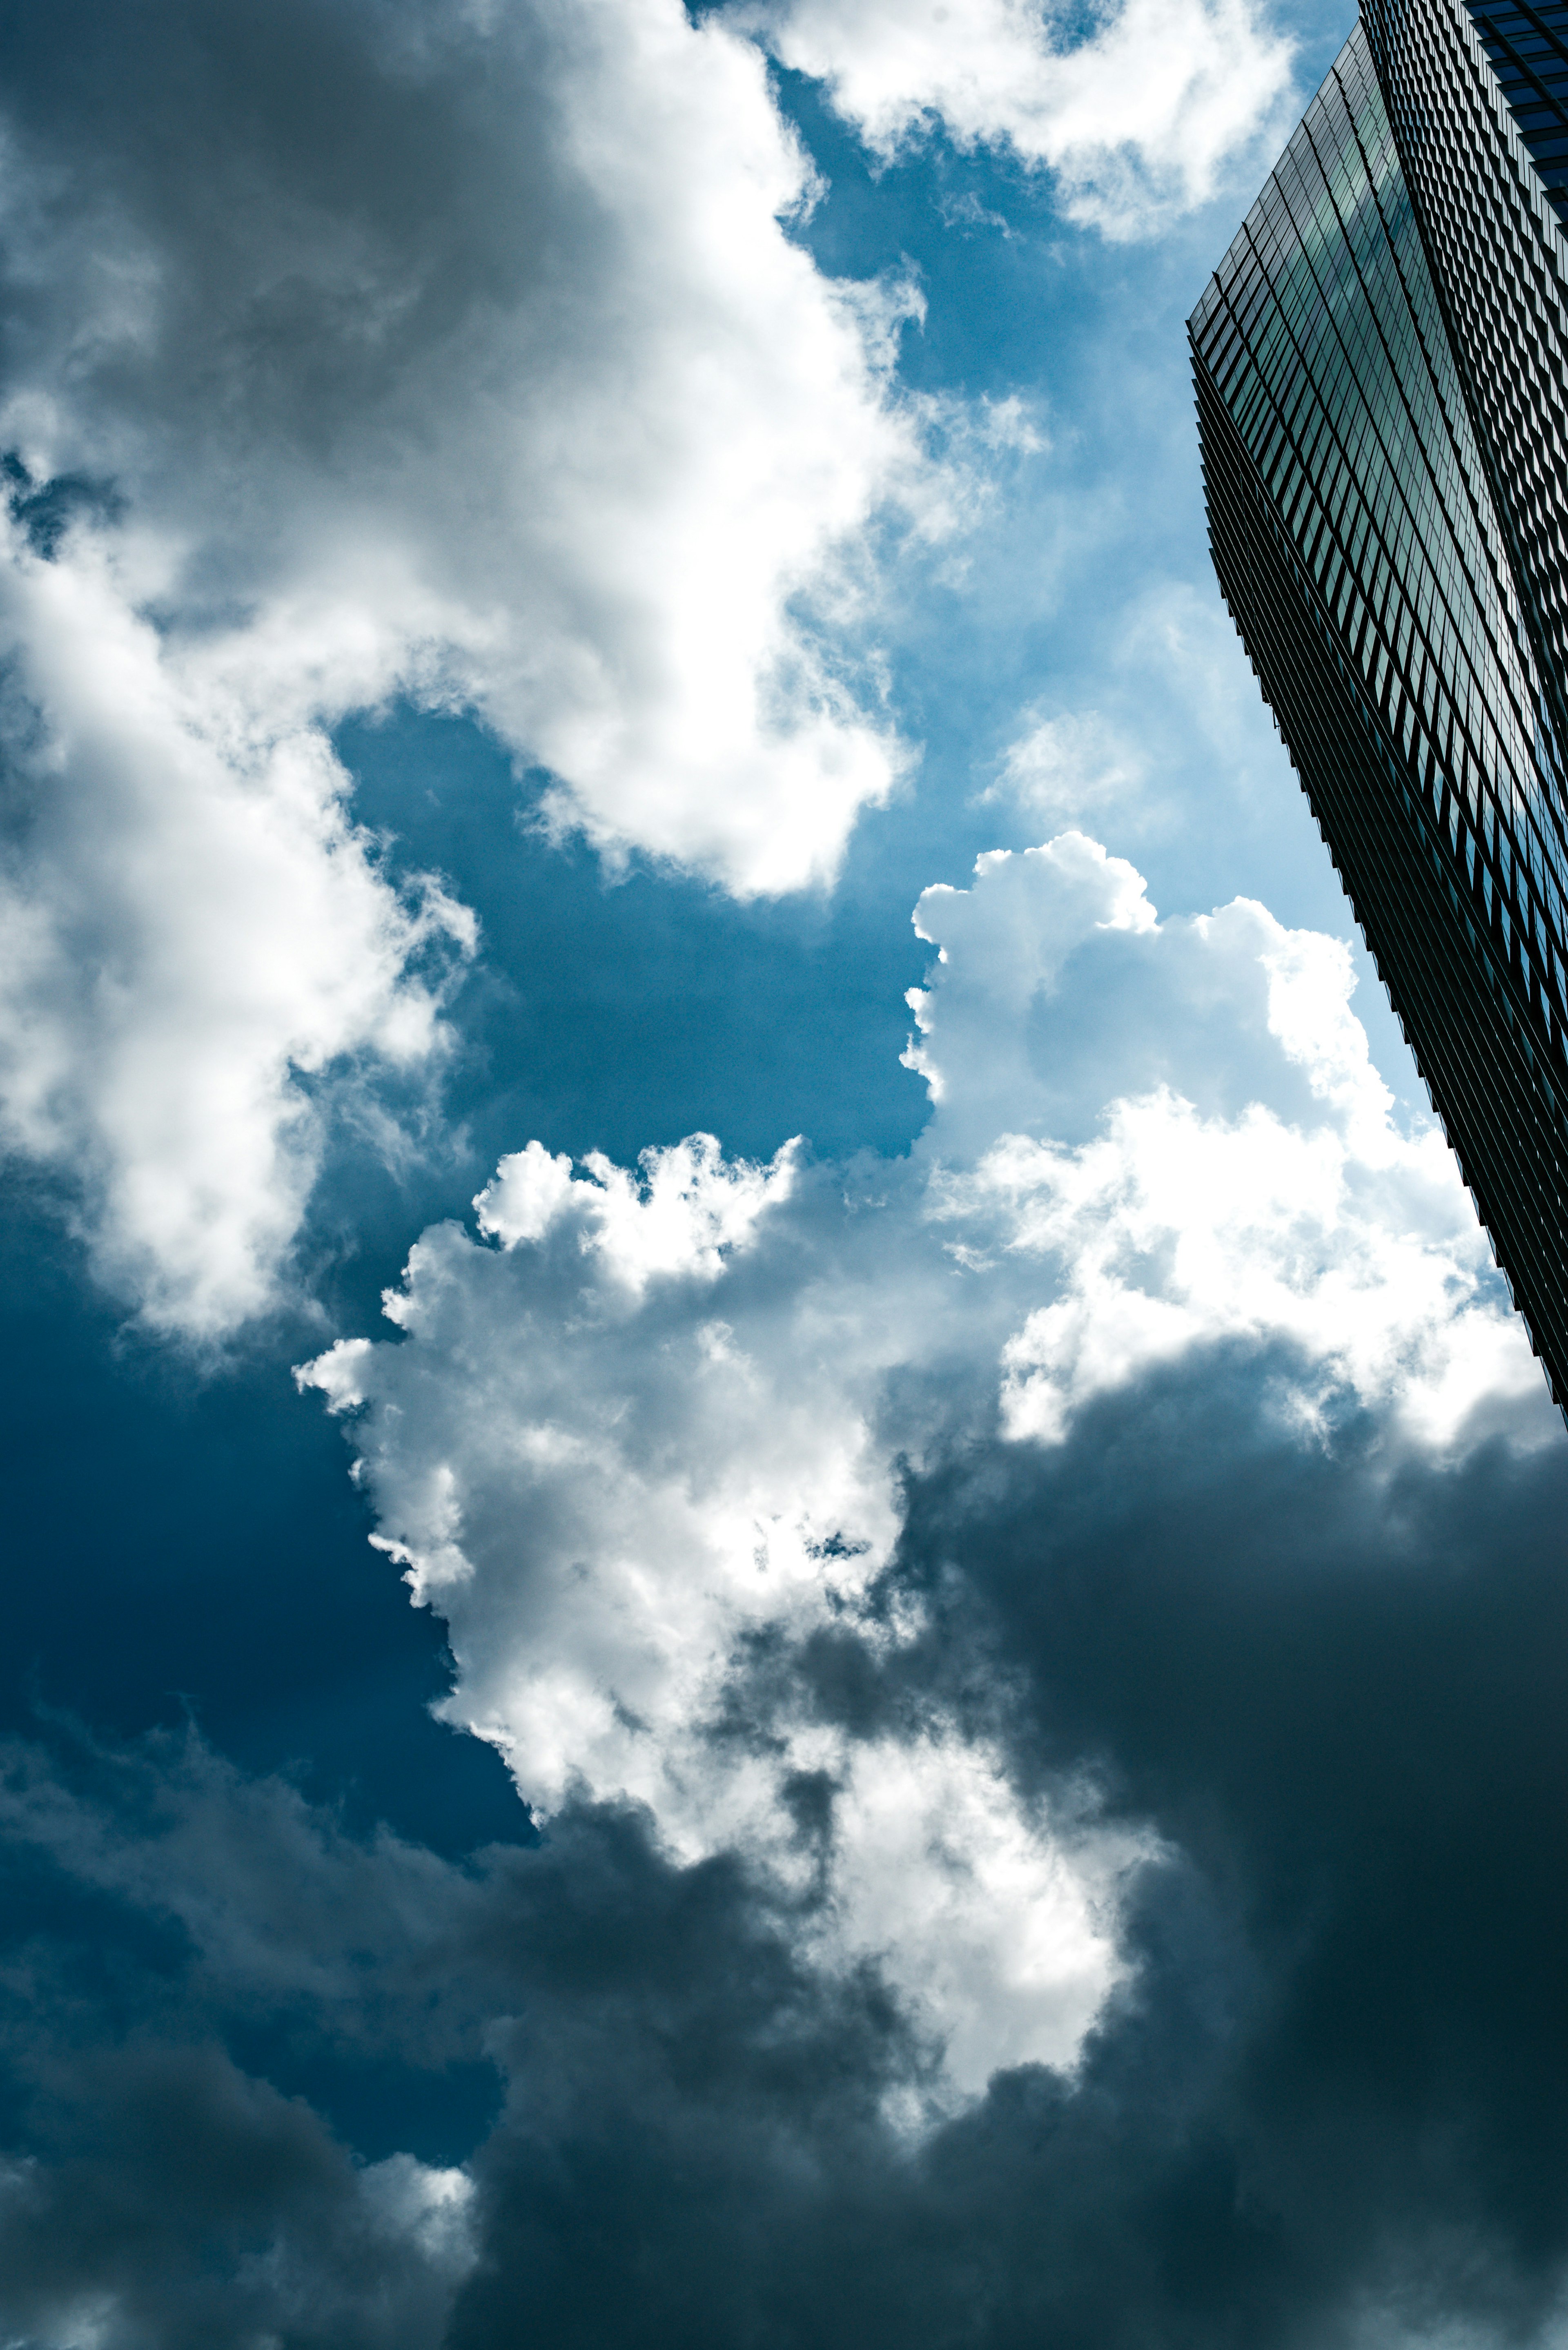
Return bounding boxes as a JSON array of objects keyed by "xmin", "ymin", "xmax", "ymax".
[{"xmin": 1191, "ymin": 1, "xmax": 1568, "ymax": 1411}]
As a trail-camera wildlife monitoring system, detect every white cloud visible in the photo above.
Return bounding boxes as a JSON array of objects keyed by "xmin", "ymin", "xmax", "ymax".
[
  {"xmin": 913, "ymin": 837, "xmax": 1547, "ymax": 1446},
  {"xmin": 0, "ymin": 522, "xmax": 474, "ymax": 1335},
  {"xmin": 357, "ymin": 2158, "xmax": 477, "ymax": 2285},
  {"xmin": 0, "ymin": 0, "xmax": 964, "ymax": 1329},
  {"xmin": 745, "ymin": 0, "xmax": 1298, "ymax": 237},
  {"xmin": 987, "ymin": 707, "xmax": 1148, "ymax": 827},
  {"xmin": 300, "ymin": 831, "xmax": 1552, "ymax": 2100},
  {"xmin": 474, "ymin": 1132, "xmax": 803, "ymax": 1289},
  {"xmin": 304, "ymin": 1097, "xmax": 1140, "ymax": 2099},
  {"xmin": 1, "ymin": 0, "xmax": 937, "ymax": 890}
]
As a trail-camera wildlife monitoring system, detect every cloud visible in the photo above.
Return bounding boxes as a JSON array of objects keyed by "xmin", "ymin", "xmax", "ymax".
[
  {"xmin": 448, "ymin": 1393, "xmax": 1568, "ymax": 2346},
  {"xmin": 0, "ymin": 2049, "xmax": 475, "ymax": 2350},
  {"xmin": 0, "ymin": 1723, "xmax": 485, "ymax": 2348},
  {"xmin": 2, "ymin": 0, "xmax": 936, "ymax": 891},
  {"xmin": 984, "ymin": 581, "xmax": 1329, "ymax": 890},
  {"xmin": 877, "ymin": 1377, "xmax": 1568, "ymax": 2348},
  {"xmin": 987, "ymin": 706, "xmax": 1149, "ymax": 827},
  {"xmin": 0, "ymin": 519, "xmax": 476, "ymax": 1335},
  {"xmin": 10, "ymin": 1388, "xmax": 1568, "ymax": 2343},
  {"xmin": 305, "ymin": 1121, "xmax": 1137, "ymax": 2096},
  {"xmin": 0, "ymin": 1714, "xmax": 928, "ymax": 2348},
  {"xmin": 0, "ymin": 0, "xmax": 958, "ymax": 1331},
  {"xmin": 300, "ymin": 831, "xmax": 1553, "ymax": 2102},
  {"xmin": 909, "ymin": 840, "xmax": 1547, "ymax": 1447},
  {"xmin": 744, "ymin": 0, "xmax": 1298, "ymax": 237}
]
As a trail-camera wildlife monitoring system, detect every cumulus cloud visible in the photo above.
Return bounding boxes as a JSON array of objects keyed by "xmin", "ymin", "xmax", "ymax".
[
  {"xmin": 908, "ymin": 840, "xmax": 1547, "ymax": 1445},
  {"xmin": 306, "ymin": 1119, "xmax": 1136, "ymax": 2095},
  {"xmin": 3, "ymin": 0, "xmax": 935, "ymax": 889},
  {"xmin": 0, "ymin": 0, "xmax": 961, "ymax": 1330},
  {"xmin": 745, "ymin": 0, "xmax": 1298, "ymax": 236},
  {"xmin": 300, "ymin": 832, "xmax": 1552, "ymax": 2100},
  {"xmin": 0, "ymin": 517, "xmax": 476, "ymax": 1333}
]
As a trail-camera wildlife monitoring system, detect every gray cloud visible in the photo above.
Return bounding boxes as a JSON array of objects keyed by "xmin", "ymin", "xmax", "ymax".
[
  {"xmin": 450, "ymin": 1365, "xmax": 1568, "ymax": 2348},
  {"xmin": 3, "ymin": 1355, "xmax": 1568, "ymax": 2345},
  {"xmin": 0, "ymin": 2043, "xmax": 470, "ymax": 2350}
]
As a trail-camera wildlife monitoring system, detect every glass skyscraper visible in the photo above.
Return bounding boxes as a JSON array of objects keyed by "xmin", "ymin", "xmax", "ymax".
[{"xmin": 1190, "ymin": 0, "xmax": 1568, "ymax": 1411}]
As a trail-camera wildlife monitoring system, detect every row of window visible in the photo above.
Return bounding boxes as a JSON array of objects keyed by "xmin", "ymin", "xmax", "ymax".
[
  {"xmin": 1375, "ymin": 0, "xmax": 1568, "ymax": 705},
  {"xmin": 1192, "ymin": 25, "xmax": 1568, "ymax": 1035},
  {"xmin": 1467, "ymin": 0, "xmax": 1568, "ymax": 215}
]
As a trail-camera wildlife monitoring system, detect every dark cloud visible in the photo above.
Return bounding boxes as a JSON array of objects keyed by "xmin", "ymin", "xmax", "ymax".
[
  {"xmin": 3, "ymin": 1352, "xmax": 1567, "ymax": 2345},
  {"xmin": 450, "ymin": 1354, "xmax": 1568, "ymax": 2348},
  {"xmin": 0, "ymin": 0, "xmax": 564, "ymax": 495},
  {"xmin": 0, "ymin": 2039, "xmax": 467, "ymax": 2350},
  {"xmin": 0, "ymin": 1721, "xmax": 921, "ymax": 2348},
  {"xmin": 883, "ymin": 1350, "xmax": 1568, "ymax": 2343}
]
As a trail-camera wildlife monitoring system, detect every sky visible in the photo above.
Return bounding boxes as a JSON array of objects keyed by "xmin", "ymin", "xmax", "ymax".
[{"xmin": 2, "ymin": 0, "xmax": 1568, "ymax": 2341}]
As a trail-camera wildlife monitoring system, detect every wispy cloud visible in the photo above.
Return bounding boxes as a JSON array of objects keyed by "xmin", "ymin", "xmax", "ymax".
[{"xmin": 742, "ymin": 0, "xmax": 1298, "ymax": 237}]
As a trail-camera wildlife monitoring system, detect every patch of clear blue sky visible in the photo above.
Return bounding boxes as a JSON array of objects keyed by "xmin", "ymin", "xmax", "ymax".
[{"xmin": 0, "ymin": 0, "xmax": 1387, "ymax": 1866}]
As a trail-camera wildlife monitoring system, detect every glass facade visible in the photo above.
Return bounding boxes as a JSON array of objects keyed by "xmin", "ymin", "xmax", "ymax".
[
  {"xmin": 1367, "ymin": 0, "xmax": 1568, "ymax": 707},
  {"xmin": 1463, "ymin": 0, "xmax": 1568, "ymax": 223},
  {"xmin": 1191, "ymin": 14, "xmax": 1568, "ymax": 1409}
]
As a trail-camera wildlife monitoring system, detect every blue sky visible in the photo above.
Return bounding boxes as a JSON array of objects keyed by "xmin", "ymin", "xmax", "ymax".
[{"xmin": 3, "ymin": 0, "xmax": 1567, "ymax": 2340}]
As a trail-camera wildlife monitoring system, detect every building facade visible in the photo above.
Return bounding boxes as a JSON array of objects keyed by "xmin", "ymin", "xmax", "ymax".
[{"xmin": 1190, "ymin": 0, "xmax": 1568, "ymax": 1410}]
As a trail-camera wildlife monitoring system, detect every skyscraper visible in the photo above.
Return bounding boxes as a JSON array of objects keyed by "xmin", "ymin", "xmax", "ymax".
[{"xmin": 1190, "ymin": 2, "xmax": 1568, "ymax": 1411}]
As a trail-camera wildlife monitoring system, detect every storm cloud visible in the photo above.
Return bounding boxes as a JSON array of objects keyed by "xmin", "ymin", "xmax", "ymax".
[{"xmin": 3, "ymin": 1351, "xmax": 1566, "ymax": 2348}]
